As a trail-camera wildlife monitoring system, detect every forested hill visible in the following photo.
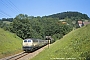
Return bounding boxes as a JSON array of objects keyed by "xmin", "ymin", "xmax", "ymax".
[
  {"xmin": 44, "ymin": 11, "xmax": 89, "ymax": 19},
  {"xmin": 0, "ymin": 11, "xmax": 90, "ymax": 40}
]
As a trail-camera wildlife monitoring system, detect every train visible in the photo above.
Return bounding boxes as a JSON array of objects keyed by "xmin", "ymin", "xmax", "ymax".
[{"xmin": 22, "ymin": 38, "xmax": 48, "ymax": 52}]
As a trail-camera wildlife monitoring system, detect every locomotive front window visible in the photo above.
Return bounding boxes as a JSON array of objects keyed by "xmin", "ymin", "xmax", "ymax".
[
  {"xmin": 24, "ymin": 40, "xmax": 27, "ymax": 42},
  {"xmin": 28, "ymin": 40, "xmax": 31, "ymax": 42}
]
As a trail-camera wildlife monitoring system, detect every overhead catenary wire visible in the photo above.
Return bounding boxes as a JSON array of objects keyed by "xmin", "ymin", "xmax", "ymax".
[
  {"xmin": 0, "ymin": 0, "xmax": 18, "ymax": 13},
  {"xmin": 0, "ymin": 0, "xmax": 23, "ymax": 18},
  {"xmin": 0, "ymin": 12, "xmax": 9, "ymax": 17},
  {"xmin": 0, "ymin": 9, "xmax": 12, "ymax": 17},
  {"xmin": 7, "ymin": 0, "xmax": 22, "ymax": 13}
]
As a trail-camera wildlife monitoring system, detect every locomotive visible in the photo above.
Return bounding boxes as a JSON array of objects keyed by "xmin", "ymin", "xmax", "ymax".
[{"xmin": 22, "ymin": 38, "xmax": 48, "ymax": 52}]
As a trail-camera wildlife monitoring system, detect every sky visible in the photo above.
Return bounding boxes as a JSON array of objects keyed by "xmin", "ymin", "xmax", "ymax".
[{"xmin": 0, "ymin": 0, "xmax": 90, "ymax": 19}]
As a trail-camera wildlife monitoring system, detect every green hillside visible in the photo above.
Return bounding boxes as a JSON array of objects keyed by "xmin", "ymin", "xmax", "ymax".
[
  {"xmin": 31, "ymin": 24, "xmax": 90, "ymax": 60},
  {"xmin": 0, "ymin": 28, "xmax": 22, "ymax": 58},
  {"xmin": 3, "ymin": 21, "xmax": 12, "ymax": 24},
  {"xmin": 44, "ymin": 11, "xmax": 89, "ymax": 20}
]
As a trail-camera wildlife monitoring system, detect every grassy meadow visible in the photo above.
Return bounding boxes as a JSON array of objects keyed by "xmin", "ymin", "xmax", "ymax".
[
  {"xmin": 31, "ymin": 24, "xmax": 90, "ymax": 60},
  {"xmin": 0, "ymin": 28, "xmax": 22, "ymax": 58}
]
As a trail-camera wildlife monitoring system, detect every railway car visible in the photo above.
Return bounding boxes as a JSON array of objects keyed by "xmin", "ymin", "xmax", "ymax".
[{"xmin": 23, "ymin": 38, "xmax": 48, "ymax": 51}]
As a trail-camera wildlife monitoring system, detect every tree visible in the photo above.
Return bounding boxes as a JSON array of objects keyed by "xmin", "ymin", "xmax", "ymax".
[{"xmin": 2, "ymin": 13, "xmax": 73, "ymax": 40}]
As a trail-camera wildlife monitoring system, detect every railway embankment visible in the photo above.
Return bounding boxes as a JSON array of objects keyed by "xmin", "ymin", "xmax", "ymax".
[
  {"xmin": 0, "ymin": 28, "xmax": 22, "ymax": 59},
  {"xmin": 0, "ymin": 44, "xmax": 49, "ymax": 60},
  {"xmin": 31, "ymin": 24, "xmax": 90, "ymax": 60}
]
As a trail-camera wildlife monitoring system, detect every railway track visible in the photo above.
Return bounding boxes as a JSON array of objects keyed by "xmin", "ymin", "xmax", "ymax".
[
  {"xmin": 0, "ymin": 44, "xmax": 49, "ymax": 60},
  {"xmin": 0, "ymin": 52, "xmax": 29, "ymax": 60}
]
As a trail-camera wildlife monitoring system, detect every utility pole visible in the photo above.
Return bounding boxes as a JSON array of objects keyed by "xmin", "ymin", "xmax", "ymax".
[{"xmin": 46, "ymin": 36, "xmax": 51, "ymax": 48}]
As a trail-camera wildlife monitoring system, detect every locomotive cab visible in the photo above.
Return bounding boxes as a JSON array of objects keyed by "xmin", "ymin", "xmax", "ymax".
[{"xmin": 23, "ymin": 39, "xmax": 33, "ymax": 51}]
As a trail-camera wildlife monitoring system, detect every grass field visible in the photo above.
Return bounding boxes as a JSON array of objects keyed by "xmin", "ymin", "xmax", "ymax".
[
  {"xmin": 0, "ymin": 28, "xmax": 22, "ymax": 58},
  {"xmin": 31, "ymin": 24, "xmax": 90, "ymax": 60},
  {"xmin": 3, "ymin": 21, "xmax": 12, "ymax": 24}
]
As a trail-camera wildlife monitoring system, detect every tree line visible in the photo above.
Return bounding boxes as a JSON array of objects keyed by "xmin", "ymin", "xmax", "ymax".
[
  {"xmin": 0, "ymin": 11, "xmax": 89, "ymax": 40},
  {"xmin": 44, "ymin": 11, "xmax": 89, "ymax": 20}
]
